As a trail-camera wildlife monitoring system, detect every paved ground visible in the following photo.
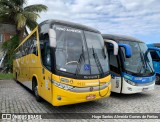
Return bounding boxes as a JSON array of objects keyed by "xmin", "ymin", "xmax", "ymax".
[{"xmin": 0, "ymin": 80, "xmax": 160, "ymax": 121}]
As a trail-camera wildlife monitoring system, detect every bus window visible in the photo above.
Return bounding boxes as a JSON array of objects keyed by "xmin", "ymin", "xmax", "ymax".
[
  {"xmin": 30, "ymin": 33, "xmax": 38, "ymax": 56},
  {"xmin": 65, "ymin": 30, "xmax": 83, "ymax": 63},
  {"xmin": 150, "ymin": 50, "xmax": 160, "ymax": 62},
  {"xmin": 44, "ymin": 42, "xmax": 51, "ymax": 70},
  {"xmin": 40, "ymin": 34, "xmax": 51, "ymax": 70},
  {"xmin": 108, "ymin": 49, "xmax": 120, "ymax": 74}
]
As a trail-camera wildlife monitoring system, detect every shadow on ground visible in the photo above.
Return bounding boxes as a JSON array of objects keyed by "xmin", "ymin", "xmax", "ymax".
[{"xmin": 110, "ymin": 92, "xmax": 152, "ymax": 100}]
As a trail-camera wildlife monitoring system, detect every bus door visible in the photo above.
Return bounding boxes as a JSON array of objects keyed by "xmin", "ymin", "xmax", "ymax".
[
  {"xmin": 108, "ymin": 47, "xmax": 122, "ymax": 93},
  {"xmin": 41, "ymin": 41, "xmax": 52, "ymax": 102}
]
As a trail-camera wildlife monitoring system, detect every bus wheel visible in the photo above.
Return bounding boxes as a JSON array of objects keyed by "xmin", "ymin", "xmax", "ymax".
[
  {"xmin": 156, "ymin": 75, "xmax": 160, "ymax": 85},
  {"xmin": 33, "ymin": 79, "xmax": 42, "ymax": 102}
]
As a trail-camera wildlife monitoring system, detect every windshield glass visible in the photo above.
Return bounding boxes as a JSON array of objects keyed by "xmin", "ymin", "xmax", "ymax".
[
  {"xmin": 85, "ymin": 31, "xmax": 109, "ymax": 74},
  {"xmin": 120, "ymin": 41, "xmax": 154, "ymax": 75},
  {"xmin": 53, "ymin": 25, "xmax": 109, "ymax": 75}
]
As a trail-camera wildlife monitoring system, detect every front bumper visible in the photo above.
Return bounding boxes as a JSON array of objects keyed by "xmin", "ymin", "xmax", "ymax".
[
  {"xmin": 121, "ymin": 80, "xmax": 155, "ymax": 94},
  {"xmin": 51, "ymin": 83, "xmax": 111, "ymax": 106}
]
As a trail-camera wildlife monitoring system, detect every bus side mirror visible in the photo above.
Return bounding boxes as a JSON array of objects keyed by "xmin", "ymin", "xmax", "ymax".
[
  {"xmin": 104, "ymin": 39, "xmax": 118, "ymax": 55},
  {"xmin": 49, "ymin": 29, "xmax": 56, "ymax": 47},
  {"xmin": 119, "ymin": 44, "xmax": 132, "ymax": 58}
]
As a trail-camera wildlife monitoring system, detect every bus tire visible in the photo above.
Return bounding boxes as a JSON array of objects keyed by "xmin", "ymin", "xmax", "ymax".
[
  {"xmin": 32, "ymin": 78, "xmax": 42, "ymax": 102},
  {"xmin": 156, "ymin": 75, "xmax": 160, "ymax": 85}
]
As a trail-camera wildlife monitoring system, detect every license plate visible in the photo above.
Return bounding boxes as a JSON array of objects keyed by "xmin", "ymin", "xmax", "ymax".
[
  {"xmin": 143, "ymin": 88, "xmax": 148, "ymax": 91},
  {"xmin": 86, "ymin": 94, "xmax": 96, "ymax": 100}
]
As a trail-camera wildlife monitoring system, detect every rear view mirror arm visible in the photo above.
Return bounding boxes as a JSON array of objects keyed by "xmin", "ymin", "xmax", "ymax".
[{"xmin": 104, "ymin": 39, "xmax": 118, "ymax": 55}]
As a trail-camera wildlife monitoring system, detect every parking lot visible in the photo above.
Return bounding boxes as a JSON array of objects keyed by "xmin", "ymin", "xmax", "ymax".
[
  {"xmin": 0, "ymin": 80, "xmax": 160, "ymax": 121},
  {"xmin": 0, "ymin": 80, "xmax": 160, "ymax": 113}
]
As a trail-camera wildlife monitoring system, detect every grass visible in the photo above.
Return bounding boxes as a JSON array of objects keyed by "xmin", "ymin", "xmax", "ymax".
[{"xmin": 0, "ymin": 73, "xmax": 14, "ymax": 80}]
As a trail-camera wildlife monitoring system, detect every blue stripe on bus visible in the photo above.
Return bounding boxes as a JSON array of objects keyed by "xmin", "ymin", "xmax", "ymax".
[
  {"xmin": 153, "ymin": 61, "xmax": 160, "ymax": 74},
  {"xmin": 122, "ymin": 72, "xmax": 156, "ymax": 84}
]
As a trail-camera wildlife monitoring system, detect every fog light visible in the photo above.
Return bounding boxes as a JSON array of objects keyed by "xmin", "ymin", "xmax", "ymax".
[{"xmin": 57, "ymin": 96, "xmax": 62, "ymax": 100}]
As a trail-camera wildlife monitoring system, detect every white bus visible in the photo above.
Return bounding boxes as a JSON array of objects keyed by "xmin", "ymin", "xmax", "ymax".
[{"xmin": 103, "ymin": 34, "xmax": 156, "ymax": 94}]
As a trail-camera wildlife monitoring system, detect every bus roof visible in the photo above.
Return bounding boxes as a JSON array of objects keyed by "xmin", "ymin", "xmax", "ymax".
[
  {"xmin": 154, "ymin": 43, "xmax": 160, "ymax": 48},
  {"xmin": 39, "ymin": 19, "xmax": 100, "ymax": 34},
  {"xmin": 102, "ymin": 34, "xmax": 143, "ymax": 43}
]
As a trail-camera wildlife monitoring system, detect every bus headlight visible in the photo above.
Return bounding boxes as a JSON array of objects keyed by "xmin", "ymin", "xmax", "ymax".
[
  {"xmin": 125, "ymin": 79, "xmax": 136, "ymax": 86},
  {"xmin": 52, "ymin": 80, "xmax": 74, "ymax": 90}
]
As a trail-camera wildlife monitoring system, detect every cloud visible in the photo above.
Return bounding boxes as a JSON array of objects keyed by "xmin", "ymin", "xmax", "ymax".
[{"xmin": 27, "ymin": 0, "xmax": 160, "ymax": 43}]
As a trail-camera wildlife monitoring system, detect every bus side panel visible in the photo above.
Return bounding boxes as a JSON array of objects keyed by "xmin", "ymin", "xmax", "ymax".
[
  {"xmin": 153, "ymin": 61, "xmax": 160, "ymax": 75},
  {"xmin": 29, "ymin": 56, "xmax": 52, "ymax": 103},
  {"xmin": 39, "ymin": 68, "xmax": 52, "ymax": 103},
  {"xmin": 20, "ymin": 55, "xmax": 32, "ymax": 90},
  {"xmin": 19, "ymin": 57, "xmax": 23, "ymax": 82},
  {"xmin": 29, "ymin": 54, "xmax": 41, "ymax": 87}
]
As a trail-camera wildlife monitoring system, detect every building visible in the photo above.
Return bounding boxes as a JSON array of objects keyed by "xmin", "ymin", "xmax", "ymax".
[{"xmin": 0, "ymin": 24, "xmax": 16, "ymax": 68}]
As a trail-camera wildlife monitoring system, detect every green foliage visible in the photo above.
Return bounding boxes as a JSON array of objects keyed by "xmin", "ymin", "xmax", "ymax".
[
  {"xmin": 0, "ymin": 0, "xmax": 48, "ymax": 32},
  {"xmin": 0, "ymin": 0, "xmax": 48, "ymax": 70},
  {"xmin": 0, "ymin": 73, "xmax": 13, "ymax": 80},
  {"xmin": 2, "ymin": 35, "xmax": 19, "ymax": 69}
]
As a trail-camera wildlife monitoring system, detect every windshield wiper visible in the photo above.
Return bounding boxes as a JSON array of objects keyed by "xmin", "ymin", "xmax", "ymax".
[
  {"xmin": 75, "ymin": 46, "xmax": 85, "ymax": 77},
  {"xmin": 142, "ymin": 52, "xmax": 154, "ymax": 73},
  {"xmin": 138, "ymin": 52, "xmax": 146, "ymax": 73},
  {"xmin": 92, "ymin": 46, "xmax": 104, "ymax": 75},
  {"xmin": 138, "ymin": 52, "xmax": 154, "ymax": 74}
]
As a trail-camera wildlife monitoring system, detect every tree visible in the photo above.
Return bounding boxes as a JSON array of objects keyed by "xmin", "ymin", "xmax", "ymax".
[
  {"xmin": 0, "ymin": 0, "xmax": 47, "ymax": 72},
  {"xmin": 2, "ymin": 35, "xmax": 19, "ymax": 72},
  {"xmin": 0, "ymin": 0, "xmax": 48, "ymax": 41}
]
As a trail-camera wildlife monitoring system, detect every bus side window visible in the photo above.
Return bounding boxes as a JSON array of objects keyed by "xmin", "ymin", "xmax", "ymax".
[
  {"xmin": 40, "ymin": 34, "xmax": 51, "ymax": 71},
  {"xmin": 30, "ymin": 33, "xmax": 38, "ymax": 56},
  {"xmin": 44, "ymin": 43, "xmax": 51, "ymax": 70},
  {"xmin": 108, "ymin": 49, "xmax": 120, "ymax": 75},
  {"xmin": 32, "ymin": 38, "xmax": 38, "ymax": 55},
  {"xmin": 150, "ymin": 50, "xmax": 160, "ymax": 62}
]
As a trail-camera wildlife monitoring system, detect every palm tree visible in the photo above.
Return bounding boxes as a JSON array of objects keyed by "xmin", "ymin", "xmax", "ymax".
[
  {"xmin": 0, "ymin": 0, "xmax": 48, "ymax": 41},
  {"xmin": 0, "ymin": 0, "xmax": 47, "ymax": 72}
]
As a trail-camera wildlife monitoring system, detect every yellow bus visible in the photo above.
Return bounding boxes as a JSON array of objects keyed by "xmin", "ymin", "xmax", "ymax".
[{"xmin": 13, "ymin": 20, "xmax": 118, "ymax": 106}]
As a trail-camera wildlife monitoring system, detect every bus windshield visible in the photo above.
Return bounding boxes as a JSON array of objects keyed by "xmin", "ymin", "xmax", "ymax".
[
  {"xmin": 120, "ymin": 41, "xmax": 154, "ymax": 75},
  {"xmin": 53, "ymin": 25, "xmax": 109, "ymax": 75}
]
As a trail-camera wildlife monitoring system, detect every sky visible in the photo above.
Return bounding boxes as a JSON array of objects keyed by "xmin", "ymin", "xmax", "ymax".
[{"xmin": 27, "ymin": 0, "xmax": 160, "ymax": 44}]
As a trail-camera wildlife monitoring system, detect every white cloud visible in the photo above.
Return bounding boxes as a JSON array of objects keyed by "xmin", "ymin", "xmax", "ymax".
[
  {"xmin": 27, "ymin": 0, "xmax": 160, "ymax": 43},
  {"xmin": 120, "ymin": 0, "xmax": 155, "ymax": 10}
]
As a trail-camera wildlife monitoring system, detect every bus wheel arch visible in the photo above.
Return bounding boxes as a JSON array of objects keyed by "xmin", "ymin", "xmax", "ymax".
[{"xmin": 32, "ymin": 76, "xmax": 42, "ymax": 102}]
